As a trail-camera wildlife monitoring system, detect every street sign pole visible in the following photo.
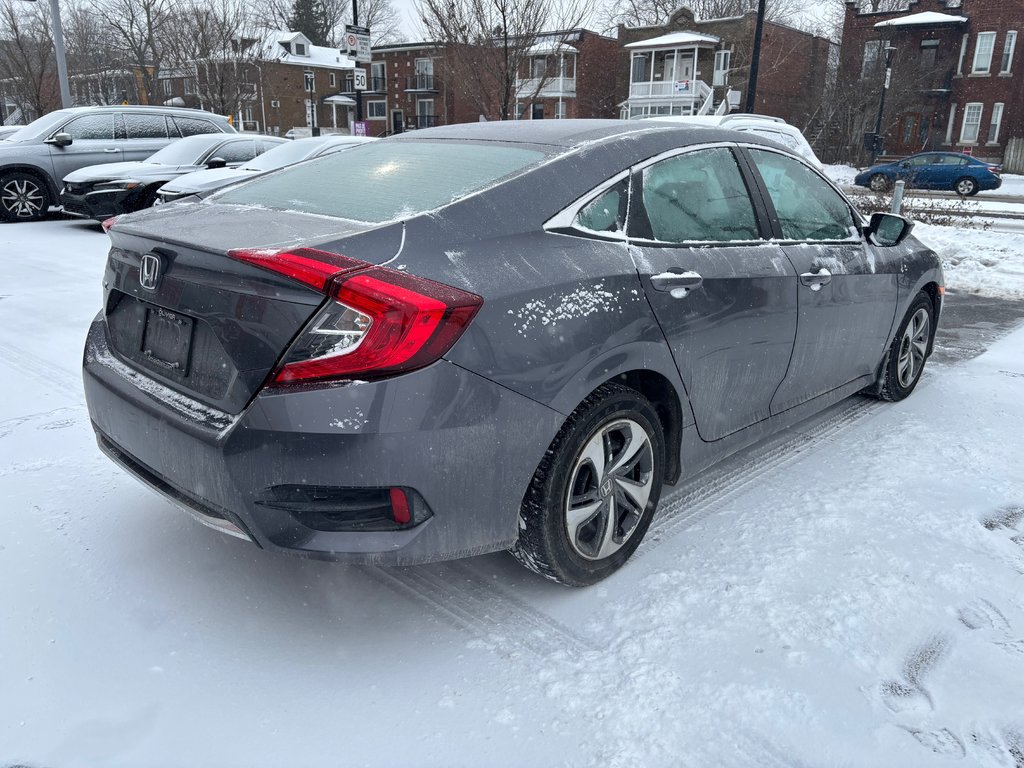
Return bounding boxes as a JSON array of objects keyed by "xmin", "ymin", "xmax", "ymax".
[{"xmin": 352, "ymin": 0, "xmax": 363, "ymax": 122}]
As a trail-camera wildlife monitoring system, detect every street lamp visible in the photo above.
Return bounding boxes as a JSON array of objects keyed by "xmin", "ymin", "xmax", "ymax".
[
  {"xmin": 22, "ymin": 0, "xmax": 72, "ymax": 108},
  {"xmin": 870, "ymin": 45, "xmax": 897, "ymax": 164}
]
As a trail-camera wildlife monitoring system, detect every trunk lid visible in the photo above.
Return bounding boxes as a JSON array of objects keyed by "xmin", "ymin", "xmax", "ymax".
[{"xmin": 102, "ymin": 204, "xmax": 402, "ymax": 414}]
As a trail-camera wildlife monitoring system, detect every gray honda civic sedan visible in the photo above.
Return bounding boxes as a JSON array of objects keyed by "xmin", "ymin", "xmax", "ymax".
[{"xmin": 83, "ymin": 120, "xmax": 943, "ymax": 586}]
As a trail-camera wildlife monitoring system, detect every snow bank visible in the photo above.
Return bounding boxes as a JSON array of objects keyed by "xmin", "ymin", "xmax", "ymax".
[{"xmin": 914, "ymin": 222, "xmax": 1024, "ymax": 298}]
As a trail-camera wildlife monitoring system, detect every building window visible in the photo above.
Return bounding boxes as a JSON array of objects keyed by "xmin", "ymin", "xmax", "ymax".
[
  {"xmin": 988, "ymin": 103, "xmax": 1004, "ymax": 144},
  {"xmin": 367, "ymin": 100, "xmax": 386, "ymax": 119},
  {"xmin": 960, "ymin": 103, "xmax": 983, "ymax": 142},
  {"xmin": 861, "ymin": 40, "xmax": 882, "ymax": 79},
  {"xmin": 329, "ymin": 72, "xmax": 336, "ymax": 88},
  {"xmin": 956, "ymin": 33, "xmax": 969, "ymax": 74},
  {"xmin": 1001, "ymin": 31, "xmax": 1017, "ymax": 73},
  {"xmin": 270, "ymin": 99, "xmax": 280, "ymax": 108},
  {"xmin": 631, "ymin": 53, "xmax": 650, "ymax": 83},
  {"xmin": 713, "ymin": 49, "xmax": 731, "ymax": 87},
  {"xmin": 184, "ymin": 78, "xmax": 196, "ymax": 95},
  {"xmin": 532, "ymin": 103, "xmax": 544, "ymax": 120},
  {"xmin": 532, "ymin": 57, "xmax": 546, "ymax": 79},
  {"xmin": 972, "ymin": 32, "xmax": 996, "ymax": 73},
  {"xmin": 161, "ymin": 79, "xmax": 172, "ymax": 96},
  {"xmin": 945, "ymin": 102, "xmax": 957, "ymax": 144},
  {"xmin": 294, "ymin": 43, "xmax": 307, "ymax": 56},
  {"xmin": 555, "ymin": 101, "xmax": 566, "ymax": 119},
  {"xmin": 920, "ymin": 39, "xmax": 938, "ymax": 70},
  {"xmin": 371, "ymin": 61, "xmax": 385, "ymax": 90}
]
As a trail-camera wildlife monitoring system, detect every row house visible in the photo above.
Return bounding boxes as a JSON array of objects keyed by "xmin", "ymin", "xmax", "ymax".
[
  {"xmin": 839, "ymin": 0, "xmax": 1023, "ymax": 166},
  {"xmin": 159, "ymin": 31, "xmax": 357, "ymax": 136},
  {"xmin": 617, "ymin": 7, "xmax": 831, "ymax": 127}
]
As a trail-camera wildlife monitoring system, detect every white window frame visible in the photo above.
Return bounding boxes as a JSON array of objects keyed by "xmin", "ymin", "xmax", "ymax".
[
  {"xmin": 957, "ymin": 33, "xmax": 969, "ymax": 74},
  {"xmin": 861, "ymin": 40, "xmax": 882, "ymax": 79},
  {"xmin": 987, "ymin": 102, "xmax": 1004, "ymax": 144},
  {"xmin": 1000, "ymin": 31, "xmax": 1017, "ymax": 73},
  {"xmin": 329, "ymin": 72, "xmax": 336, "ymax": 88},
  {"xmin": 972, "ymin": 31, "xmax": 996, "ymax": 74},
  {"xmin": 713, "ymin": 49, "xmax": 731, "ymax": 87},
  {"xmin": 294, "ymin": 43, "xmax": 307, "ymax": 56},
  {"xmin": 960, "ymin": 102, "xmax": 983, "ymax": 143},
  {"xmin": 555, "ymin": 100, "xmax": 567, "ymax": 119},
  {"xmin": 366, "ymin": 100, "xmax": 386, "ymax": 120},
  {"xmin": 161, "ymin": 79, "xmax": 172, "ymax": 96},
  {"xmin": 417, "ymin": 98, "xmax": 434, "ymax": 117},
  {"xmin": 371, "ymin": 61, "xmax": 385, "ymax": 88}
]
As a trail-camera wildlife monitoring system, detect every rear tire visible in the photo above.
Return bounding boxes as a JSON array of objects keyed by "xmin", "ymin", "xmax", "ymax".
[
  {"xmin": 511, "ymin": 383, "xmax": 665, "ymax": 587},
  {"xmin": 954, "ymin": 177, "xmax": 978, "ymax": 196},
  {"xmin": 869, "ymin": 174, "xmax": 891, "ymax": 192},
  {"xmin": 0, "ymin": 171, "xmax": 51, "ymax": 222},
  {"xmin": 877, "ymin": 292, "xmax": 934, "ymax": 402}
]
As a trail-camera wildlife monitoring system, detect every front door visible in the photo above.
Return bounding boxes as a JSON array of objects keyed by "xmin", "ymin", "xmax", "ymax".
[
  {"xmin": 742, "ymin": 148, "xmax": 899, "ymax": 413},
  {"xmin": 630, "ymin": 146, "xmax": 797, "ymax": 442},
  {"xmin": 47, "ymin": 113, "xmax": 122, "ymax": 182},
  {"xmin": 391, "ymin": 109, "xmax": 404, "ymax": 135}
]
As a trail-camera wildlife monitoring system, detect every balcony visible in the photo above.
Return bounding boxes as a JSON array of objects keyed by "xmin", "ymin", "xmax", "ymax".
[
  {"xmin": 515, "ymin": 76, "xmax": 576, "ymax": 99},
  {"xmin": 405, "ymin": 74, "xmax": 438, "ymax": 92},
  {"xmin": 629, "ymin": 78, "xmax": 709, "ymax": 99},
  {"xmin": 415, "ymin": 115, "xmax": 438, "ymax": 129},
  {"xmin": 340, "ymin": 76, "xmax": 387, "ymax": 93}
]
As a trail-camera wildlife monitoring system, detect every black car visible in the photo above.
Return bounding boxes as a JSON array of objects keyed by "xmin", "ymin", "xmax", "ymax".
[
  {"xmin": 61, "ymin": 134, "xmax": 284, "ymax": 220},
  {"xmin": 85, "ymin": 120, "xmax": 943, "ymax": 586}
]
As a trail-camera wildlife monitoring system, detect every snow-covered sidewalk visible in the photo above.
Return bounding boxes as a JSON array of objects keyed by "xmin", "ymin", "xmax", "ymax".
[{"xmin": 2, "ymin": 220, "xmax": 1024, "ymax": 767}]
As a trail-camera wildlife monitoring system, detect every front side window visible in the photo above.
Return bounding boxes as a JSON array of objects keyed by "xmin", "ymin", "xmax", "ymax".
[
  {"xmin": 208, "ymin": 139, "xmax": 258, "ymax": 165},
  {"xmin": 748, "ymin": 149, "xmax": 857, "ymax": 242},
  {"xmin": 1001, "ymin": 31, "xmax": 1017, "ymax": 73},
  {"xmin": 960, "ymin": 103, "xmax": 983, "ymax": 142},
  {"xmin": 61, "ymin": 114, "xmax": 113, "ymax": 140},
  {"xmin": 213, "ymin": 141, "xmax": 546, "ymax": 223},
  {"xmin": 638, "ymin": 147, "xmax": 759, "ymax": 243},
  {"xmin": 972, "ymin": 32, "xmax": 996, "ymax": 73}
]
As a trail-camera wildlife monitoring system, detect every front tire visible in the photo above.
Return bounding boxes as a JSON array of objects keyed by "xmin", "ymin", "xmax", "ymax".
[
  {"xmin": 955, "ymin": 177, "xmax": 978, "ymax": 196},
  {"xmin": 0, "ymin": 171, "xmax": 51, "ymax": 222},
  {"xmin": 878, "ymin": 292, "xmax": 934, "ymax": 402},
  {"xmin": 511, "ymin": 383, "xmax": 665, "ymax": 587}
]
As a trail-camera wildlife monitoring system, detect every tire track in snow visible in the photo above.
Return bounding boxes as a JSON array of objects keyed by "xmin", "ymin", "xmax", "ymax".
[
  {"xmin": 364, "ymin": 560, "xmax": 597, "ymax": 659},
  {"xmin": 644, "ymin": 396, "xmax": 884, "ymax": 552},
  {"xmin": 0, "ymin": 341, "xmax": 83, "ymax": 397}
]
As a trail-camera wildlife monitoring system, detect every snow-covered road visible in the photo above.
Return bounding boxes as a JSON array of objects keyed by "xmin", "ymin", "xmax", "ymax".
[{"xmin": 2, "ymin": 220, "xmax": 1023, "ymax": 767}]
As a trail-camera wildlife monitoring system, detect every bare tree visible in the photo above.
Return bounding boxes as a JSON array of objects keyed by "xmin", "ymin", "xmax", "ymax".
[
  {"xmin": 599, "ymin": 0, "xmax": 813, "ymax": 31},
  {"xmin": 253, "ymin": 0, "xmax": 404, "ymax": 45},
  {"xmin": 0, "ymin": 0, "xmax": 56, "ymax": 121},
  {"xmin": 93, "ymin": 0, "xmax": 173, "ymax": 104},
  {"xmin": 418, "ymin": 0, "xmax": 595, "ymax": 120}
]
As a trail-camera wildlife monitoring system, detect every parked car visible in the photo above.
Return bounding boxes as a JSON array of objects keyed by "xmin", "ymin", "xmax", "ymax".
[
  {"xmin": 85, "ymin": 120, "xmax": 942, "ymax": 586},
  {"xmin": 0, "ymin": 126, "xmax": 22, "ymax": 140},
  {"xmin": 646, "ymin": 113, "xmax": 822, "ymax": 167},
  {"xmin": 855, "ymin": 151, "xmax": 1002, "ymax": 196},
  {"xmin": 61, "ymin": 134, "xmax": 285, "ymax": 220},
  {"xmin": 155, "ymin": 135, "xmax": 375, "ymax": 204},
  {"xmin": 0, "ymin": 105, "xmax": 235, "ymax": 222}
]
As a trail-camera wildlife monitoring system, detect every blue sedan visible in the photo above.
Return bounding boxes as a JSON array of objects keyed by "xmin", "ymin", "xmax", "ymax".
[{"xmin": 855, "ymin": 152, "xmax": 1002, "ymax": 196}]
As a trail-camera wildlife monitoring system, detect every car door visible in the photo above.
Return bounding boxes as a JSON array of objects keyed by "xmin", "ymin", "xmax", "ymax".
[
  {"xmin": 47, "ymin": 113, "xmax": 121, "ymax": 182},
  {"xmin": 628, "ymin": 145, "xmax": 798, "ymax": 442},
  {"xmin": 203, "ymin": 138, "xmax": 259, "ymax": 168},
  {"xmin": 120, "ymin": 112, "xmax": 171, "ymax": 162},
  {"xmin": 741, "ymin": 147, "xmax": 899, "ymax": 414}
]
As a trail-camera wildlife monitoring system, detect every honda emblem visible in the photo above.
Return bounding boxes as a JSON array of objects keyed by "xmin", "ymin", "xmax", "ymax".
[{"xmin": 139, "ymin": 253, "xmax": 161, "ymax": 291}]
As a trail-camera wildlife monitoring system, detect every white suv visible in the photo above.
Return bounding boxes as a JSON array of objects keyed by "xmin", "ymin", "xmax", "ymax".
[{"xmin": 646, "ymin": 114, "xmax": 821, "ymax": 168}]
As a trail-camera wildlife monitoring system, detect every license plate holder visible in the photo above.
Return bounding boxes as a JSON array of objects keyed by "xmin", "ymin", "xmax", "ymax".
[{"xmin": 141, "ymin": 306, "xmax": 194, "ymax": 375}]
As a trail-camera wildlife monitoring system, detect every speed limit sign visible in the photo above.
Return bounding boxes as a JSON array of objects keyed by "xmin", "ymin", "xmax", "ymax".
[{"xmin": 353, "ymin": 69, "xmax": 367, "ymax": 91}]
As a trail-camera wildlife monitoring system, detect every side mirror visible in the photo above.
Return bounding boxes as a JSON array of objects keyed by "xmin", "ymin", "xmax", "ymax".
[
  {"xmin": 867, "ymin": 212, "xmax": 913, "ymax": 247},
  {"xmin": 206, "ymin": 157, "xmax": 227, "ymax": 169},
  {"xmin": 45, "ymin": 132, "xmax": 73, "ymax": 148},
  {"xmin": 899, "ymin": 161, "xmax": 910, "ymax": 169}
]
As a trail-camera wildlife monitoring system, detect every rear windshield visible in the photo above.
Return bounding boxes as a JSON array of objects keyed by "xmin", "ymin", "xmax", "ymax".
[
  {"xmin": 145, "ymin": 135, "xmax": 222, "ymax": 165},
  {"xmin": 212, "ymin": 141, "xmax": 546, "ymax": 222}
]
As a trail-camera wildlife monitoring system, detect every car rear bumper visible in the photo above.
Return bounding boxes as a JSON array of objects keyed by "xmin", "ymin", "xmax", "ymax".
[{"xmin": 82, "ymin": 315, "xmax": 563, "ymax": 565}]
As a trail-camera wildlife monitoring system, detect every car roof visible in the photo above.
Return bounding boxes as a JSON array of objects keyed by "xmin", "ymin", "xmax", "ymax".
[
  {"xmin": 51, "ymin": 105, "xmax": 232, "ymax": 121},
  {"xmin": 390, "ymin": 118, "xmax": 770, "ymax": 149}
]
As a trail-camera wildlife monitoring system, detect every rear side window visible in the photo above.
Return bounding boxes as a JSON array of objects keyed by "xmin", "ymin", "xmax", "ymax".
[
  {"xmin": 61, "ymin": 114, "xmax": 113, "ymax": 140},
  {"xmin": 214, "ymin": 141, "xmax": 545, "ymax": 223},
  {"xmin": 638, "ymin": 147, "xmax": 759, "ymax": 243},
  {"xmin": 575, "ymin": 179, "xmax": 628, "ymax": 234},
  {"xmin": 748, "ymin": 149, "xmax": 857, "ymax": 241},
  {"xmin": 173, "ymin": 117, "xmax": 219, "ymax": 137},
  {"xmin": 124, "ymin": 113, "xmax": 168, "ymax": 139}
]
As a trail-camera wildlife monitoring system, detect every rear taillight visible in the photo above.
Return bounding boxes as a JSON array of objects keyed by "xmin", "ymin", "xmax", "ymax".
[
  {"xmin": 990, "ymin": 165, "xmax": 1002, "ymax": 177},
  {"xmin": 101, "ymin": 215, "xmax": 121, "ymax": 233},
  {"xmin": 228, "ymin": 246, "xmax": 482, "ymax": 384}
]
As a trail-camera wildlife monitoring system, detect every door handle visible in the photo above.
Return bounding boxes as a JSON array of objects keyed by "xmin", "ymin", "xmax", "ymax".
[
  {"xmin": 103, "ymin": 148, "xmax": 119, "ymax": 153},
  {"xmin": 651, "ymin": 270, "xmax": 703, "ymax": 298},
  {"xmin": 799, "ymin": 268, "xmax": 832, "ymax": 291}
]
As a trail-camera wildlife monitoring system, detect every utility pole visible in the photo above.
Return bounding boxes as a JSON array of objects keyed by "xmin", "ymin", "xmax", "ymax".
[
  {"xmin": 743, "ymin": 0, "xmax": 767, "ymax": 114},
  {"xmin": 22, "ymin": 0, "xmax": 71, "ymax": 108},
  {"xmin": 352, "ymin": 0, "xmax": 363, "ymax": 122},
  {"xmin": 870, "ymin": 45, "xmax": 897, "ymax": 164}
]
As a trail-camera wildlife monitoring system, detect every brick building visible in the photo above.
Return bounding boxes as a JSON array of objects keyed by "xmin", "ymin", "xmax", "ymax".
[
  {"xmin": 838, "ymin": 0, "xmax": 1023, "ymax": 167},
  {"xmin": 617, "ymin": 7, "xmax": 832, "ymax": 126}
]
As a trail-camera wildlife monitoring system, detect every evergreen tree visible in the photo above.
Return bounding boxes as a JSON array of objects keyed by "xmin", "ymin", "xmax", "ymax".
[{"xmin": 288, "ymin": 0, "xmax": 331, "ymax": 45}]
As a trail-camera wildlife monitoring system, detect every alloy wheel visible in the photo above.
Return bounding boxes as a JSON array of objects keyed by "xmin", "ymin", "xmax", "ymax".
[
  {"xmin": 956, "ymin": 178, "xmax": 976, "ymax": 196},
  {"xmin": 897, "ymin": 308, "xmax": 930, "ymax": 388},
  {"xmin": 564, "ymin": 418, "xmax": 655, "ymax": 561},
  {"xmin": 1, "ymin": 178, "xmax": 45, "ymax": 218}
]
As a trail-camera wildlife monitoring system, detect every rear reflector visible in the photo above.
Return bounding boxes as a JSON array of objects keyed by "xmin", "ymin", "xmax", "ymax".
[
  {"xmin": 227, "ymin": 246, "xmax": 482, "ymax": 384},
  {"xmin": 390, "ymin": 488, "xmax": 411, "ymax": 525}
]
